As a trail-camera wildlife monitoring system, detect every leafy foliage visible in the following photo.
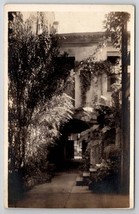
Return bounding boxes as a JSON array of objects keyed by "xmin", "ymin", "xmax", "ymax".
[
  {"xmin": 25, "ymin": 93, "xmax": 73, "ymax": 162},
  {"xmin": 94, "ymin": 103, "xmax": 121, "ymax": 149},
  {"xmin": 8, "ymin": 12, "xmax": 73, "ymax": 171},
  {"xmin": 96, "ymin": 105, "xmax": 121, "ymax": 128},
  {"xmin": 90, "ymin": 157, "xmax": 120, "ymax": 183},
  {"xmin": 104, "ymin": 12, "xmax": 130, "ymax": 48}
]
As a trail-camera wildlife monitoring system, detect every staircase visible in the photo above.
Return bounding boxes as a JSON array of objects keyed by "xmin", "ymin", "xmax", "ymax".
[
  {"xmin": 76, "ymin": 171, "xmax": 91, "ymax": 186},
  {"xmin": 76, "ymin": 168, "xmax": 97, "ymax": 187}
]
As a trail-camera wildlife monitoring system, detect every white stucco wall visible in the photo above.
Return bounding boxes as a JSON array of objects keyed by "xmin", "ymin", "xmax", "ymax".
[{"xmin": 60, "ymin": 45, "xmax": 97, "ymax": 62}]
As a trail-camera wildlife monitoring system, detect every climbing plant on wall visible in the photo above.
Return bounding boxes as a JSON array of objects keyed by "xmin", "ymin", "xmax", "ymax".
[{"xmin": 78, "ymin": 59, "xmax": 113, "ymax": 105}]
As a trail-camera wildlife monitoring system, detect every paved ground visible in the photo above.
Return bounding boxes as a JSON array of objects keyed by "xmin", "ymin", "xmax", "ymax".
[{"xmin": 11, "ymin": 172, "xmax": 130, "ymax": 208}]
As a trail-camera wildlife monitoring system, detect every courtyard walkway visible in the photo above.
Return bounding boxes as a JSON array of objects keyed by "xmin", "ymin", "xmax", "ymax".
[{"xmin": 13, "ymin": 172, "xmax": 130, "ymax": 208}]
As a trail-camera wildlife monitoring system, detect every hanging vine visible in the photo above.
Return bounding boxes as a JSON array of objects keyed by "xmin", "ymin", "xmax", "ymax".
[
  {"xmin": 79, "ymin": 68, "xmax": 91, "ymax": 105},
  {"xmin": 78, "ymin": 59, "xmax": 113, "ymax": 105}
]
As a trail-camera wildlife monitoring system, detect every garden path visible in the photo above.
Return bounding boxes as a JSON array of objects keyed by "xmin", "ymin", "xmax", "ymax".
[{"xmin": 13, "ymin": 171, "xmax": 129, "ymax": 208}]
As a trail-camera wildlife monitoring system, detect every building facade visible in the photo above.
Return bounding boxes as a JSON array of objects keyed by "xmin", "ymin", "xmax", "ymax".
[
  {"xmin": 57, "ymin": 32, "xmax": 122, "ymax": 167},
  {"xmin": 58, "ymin": 32, "xmax": 120, "ymax": 109}
]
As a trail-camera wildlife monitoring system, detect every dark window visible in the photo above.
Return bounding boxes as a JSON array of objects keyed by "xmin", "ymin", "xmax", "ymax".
[
  {"xmin": 107, "ymin": 75, "xmax": 117, "ymax": 91},
  {"xmin": 107, "ymin": 56, "xmax": 119, "ymax": 65},
  {"xmin": 107, "ymin": 51, "xmax": 120, "ymax": 65}
]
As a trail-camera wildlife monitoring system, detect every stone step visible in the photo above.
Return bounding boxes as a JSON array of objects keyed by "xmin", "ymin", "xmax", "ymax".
[
  {"xmin": 83, "ymin": 172, "xmax": 90, "ymax": 177},
  {"xmin": 76, "ymin": 176, "xmax": 84, "ymax": 186}
]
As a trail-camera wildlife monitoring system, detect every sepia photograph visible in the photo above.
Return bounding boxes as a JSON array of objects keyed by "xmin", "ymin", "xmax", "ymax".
[{"xmin": 4, "ymin": 4, "xmax": 134, "ymax": 208}]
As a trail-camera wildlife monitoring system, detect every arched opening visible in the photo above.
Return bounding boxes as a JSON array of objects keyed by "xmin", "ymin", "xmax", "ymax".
[{"xmin": 48, "ymin": 118, "xmax": 90, "ymax": 171}]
